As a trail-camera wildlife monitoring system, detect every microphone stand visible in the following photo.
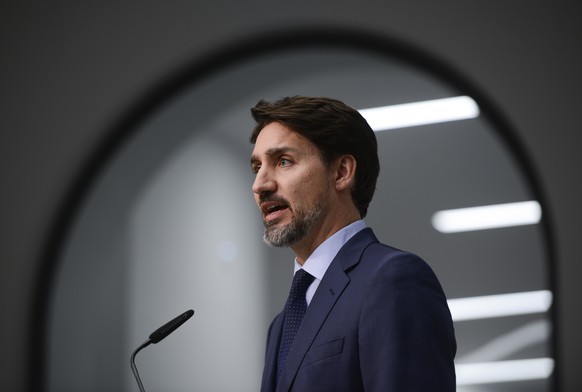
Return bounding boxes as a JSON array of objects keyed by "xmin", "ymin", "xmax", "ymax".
[
  {"xmin": 129, "ymin": 309, "xmax": 194, "ymax": 392},
  {"xmin": 130, "ymin": 339, "xmax": 152, "ymax": 392}
]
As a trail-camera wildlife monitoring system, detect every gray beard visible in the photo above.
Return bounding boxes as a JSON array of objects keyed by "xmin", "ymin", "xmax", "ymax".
[{"xmin": 263, "ymin": 200, "xmax": 325, "ymax": 248}]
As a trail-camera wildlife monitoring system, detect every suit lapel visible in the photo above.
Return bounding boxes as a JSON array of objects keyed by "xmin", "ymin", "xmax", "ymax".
[
  {"xmin": 262, "ymin": 313, "xmax": 283, "ymax": 392},
  {"xmin": 277, "ymin": 228, "xmax": 378, "ymax": 391}
]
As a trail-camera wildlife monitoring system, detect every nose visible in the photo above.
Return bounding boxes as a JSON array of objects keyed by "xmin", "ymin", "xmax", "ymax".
[{"xmin": 252, "ymin": 166, "xmax": 276, "ymax": 196}]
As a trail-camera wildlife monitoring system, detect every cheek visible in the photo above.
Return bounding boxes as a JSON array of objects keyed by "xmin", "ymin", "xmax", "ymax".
[{"xmin": 290, "ymin": 172, "xmax": 330, "ymax": 201}]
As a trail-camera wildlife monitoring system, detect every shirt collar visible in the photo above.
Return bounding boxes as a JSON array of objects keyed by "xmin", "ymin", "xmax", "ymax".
[{"xmin": 294, "ymin": 220, "xmax": 367, "ymax": 280}]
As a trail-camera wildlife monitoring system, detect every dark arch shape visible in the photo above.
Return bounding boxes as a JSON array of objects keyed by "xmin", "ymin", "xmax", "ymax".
[{"xmin": 32, "ymin": 26, "xmax": 558, "ymax": 391}]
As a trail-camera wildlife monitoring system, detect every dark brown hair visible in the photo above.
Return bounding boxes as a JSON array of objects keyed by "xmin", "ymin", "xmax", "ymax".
[{"xmin": 250, "ymin": 96, "xmax": 380, "ymax": 218}]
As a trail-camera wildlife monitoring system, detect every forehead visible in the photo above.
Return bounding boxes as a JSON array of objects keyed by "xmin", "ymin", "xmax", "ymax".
[{"xmin": 251, "ymin": 122, "xmax": 317, "ymax": 158}]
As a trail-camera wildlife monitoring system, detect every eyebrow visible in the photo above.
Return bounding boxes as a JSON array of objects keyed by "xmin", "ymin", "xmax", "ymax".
[{"xmin": 250, "ymin": 146, "xmax": 300, "ymax": 165}]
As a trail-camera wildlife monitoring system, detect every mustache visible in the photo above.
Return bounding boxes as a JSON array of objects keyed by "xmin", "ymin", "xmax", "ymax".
[{"xmin": 259, "ymin": 192, "xmax": 289, "ymax": 206}]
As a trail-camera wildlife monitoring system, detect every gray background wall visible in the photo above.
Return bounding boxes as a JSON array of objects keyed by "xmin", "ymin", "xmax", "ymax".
[{"xmin": 1, "ymin": 2, "xmax": 580, "ymax": 391}]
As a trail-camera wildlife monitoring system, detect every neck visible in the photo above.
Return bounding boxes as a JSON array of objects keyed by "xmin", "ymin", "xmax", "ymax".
[{"xmin": 292, "ymin": 214, "xmax": 360, "ymax": 265}]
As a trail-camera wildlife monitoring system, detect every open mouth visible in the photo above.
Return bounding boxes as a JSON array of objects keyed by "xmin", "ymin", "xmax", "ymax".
[{"xmin": 260, "ymin": 200, "xmax": 289, "ymax": 221}]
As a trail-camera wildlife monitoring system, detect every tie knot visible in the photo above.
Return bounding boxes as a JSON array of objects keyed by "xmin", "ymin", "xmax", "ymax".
[{"xmin": 290, "ymin": 269, "xmax": 315, "ymax": 298}]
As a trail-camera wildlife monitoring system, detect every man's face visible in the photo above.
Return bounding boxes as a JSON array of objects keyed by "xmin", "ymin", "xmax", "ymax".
[{"xmin": 250, "ymin": 122, "xmax": 333, "ymax": 248}]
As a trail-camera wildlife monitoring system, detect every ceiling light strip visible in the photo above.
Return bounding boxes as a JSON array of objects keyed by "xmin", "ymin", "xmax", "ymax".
[
  {"xmin": 456, "ymin": 357, "xmax": 554, "ymax": 385},
  {"xmin": 359, "ymin": 95, "xmax": 479, "ymax": 132},
  {"xmin": 432, "ymin": 200, "xmax": 541, "ymax": 233},
  {"xmin": 447, "ymin": 290, "xmax": 552, "ymax": 322}
]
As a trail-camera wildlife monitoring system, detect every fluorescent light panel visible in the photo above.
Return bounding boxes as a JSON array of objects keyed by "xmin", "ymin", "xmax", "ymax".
[
  {"xmin": 359, "ymin": 95, "xmax": 479, "ymax": 132},
  {"xmin": 447, "ymin": 290, "xmax": 552, "ymax": 322},
  {"xmin": 456, "ymin": 358, "xmax": 554, "ymax": 385},
  {"xmin": 432, "ymin": 200, "xmax": 541, "ymax": 233}
]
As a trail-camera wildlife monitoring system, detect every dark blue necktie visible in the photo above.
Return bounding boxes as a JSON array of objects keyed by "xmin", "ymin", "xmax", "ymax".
[{"xmin": 276, "ymin": 269, "xmax": 315, "ymax": 384}]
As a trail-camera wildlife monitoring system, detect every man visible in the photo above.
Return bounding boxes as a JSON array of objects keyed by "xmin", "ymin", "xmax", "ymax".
[{"xmin": 249, "ymin": 96, "xmax": 456, "ymax": 392}]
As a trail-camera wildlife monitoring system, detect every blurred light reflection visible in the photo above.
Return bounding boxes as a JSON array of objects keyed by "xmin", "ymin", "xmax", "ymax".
[
  {"xmin": 448, "ymin": 290, "xmax": 552, "ymax": 322},
  {"xmin": 359, "ymin": 96, "xmax": 479, "ymax": 131},
  {"xmin": 456, "ymin": 357, "xmax": 554, "ymax": 385}
]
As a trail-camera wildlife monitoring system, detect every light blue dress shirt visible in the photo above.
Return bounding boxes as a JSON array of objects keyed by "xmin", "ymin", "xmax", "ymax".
[{"xmin": 293, "ymin": 220, "xmax": 367, "ymax": 305}]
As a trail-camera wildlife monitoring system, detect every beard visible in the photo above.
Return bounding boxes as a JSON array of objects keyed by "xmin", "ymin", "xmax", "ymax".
[{"xmin": 263, "ymin": 197, "xmax": 327, "ymax": 248}]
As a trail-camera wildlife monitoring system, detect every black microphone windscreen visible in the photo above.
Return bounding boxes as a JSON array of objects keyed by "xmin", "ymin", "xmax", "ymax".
[{"xmin": 148, "ymin": 309, "xmax": 194, "ymax": 344}]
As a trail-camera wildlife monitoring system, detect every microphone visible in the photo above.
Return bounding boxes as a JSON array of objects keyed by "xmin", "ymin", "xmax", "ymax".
[
  {"xmin": 149, "ymin": 309, "xmax": 194, "ymax": 343},
  {"xmin": 130, "ymin": 309, "xmax": 194, "ymax": 392}
]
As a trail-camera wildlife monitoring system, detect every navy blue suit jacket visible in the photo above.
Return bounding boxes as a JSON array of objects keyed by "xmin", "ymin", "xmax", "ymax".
[{"xmin": 260, "ymin": 228, "xmax": 456, "ymax": 392}]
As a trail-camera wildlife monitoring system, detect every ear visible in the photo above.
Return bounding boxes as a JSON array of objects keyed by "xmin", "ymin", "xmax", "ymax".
[{"xmin": 334, "ymin": 155, "xmax": 357, "ymax": 192}]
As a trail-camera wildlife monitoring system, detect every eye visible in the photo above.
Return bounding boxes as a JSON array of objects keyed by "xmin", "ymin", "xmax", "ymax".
[
  {"xmin": 279, "ymin": 158, "xmax": 292, "ymax": 167},
  {"xmin": 251, "ymin": 163, "xmax": 261, "ymax": 174}
]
